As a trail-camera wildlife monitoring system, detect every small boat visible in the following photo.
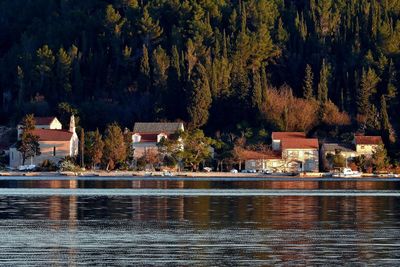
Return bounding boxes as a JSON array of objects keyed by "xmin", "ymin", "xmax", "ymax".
[{"xmin": 332, "ymin": 168, "xmax": 362, "ymax": 178}]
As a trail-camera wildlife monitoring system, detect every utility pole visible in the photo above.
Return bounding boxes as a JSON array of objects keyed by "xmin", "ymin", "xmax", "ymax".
[{"xmin": 80, "ymin": 128, "xmax": 84, "ymax": 168}]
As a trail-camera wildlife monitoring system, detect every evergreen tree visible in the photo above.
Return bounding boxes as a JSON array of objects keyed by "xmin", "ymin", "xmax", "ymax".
[
  {"xmin": 35, "ymin": 45, "xmax": 55, "ymax": 95},
  {"xmin": 187, "ymin": 63, "xmax": 212, "ymax": 128},
  {"xmin": 251, "ymin": 70, "xmax": 262, "ymax": 110},
  {"xmin": 303, "ymin": 64, "xmax": 314, "ymax": 100},
  {"xmin": 261, "ymin": 67, "xmax": 268, "ymax": 103},
  {"xmin": 380, "ymin": 95, "xmax": 395, "ymax": 143},
  {"xmin": 139, "ymin": 6, "xmax": 163, "ymax": 48},
  {"xmin": 317, "ymin": 59, "xmax": 330, "ymax": 103},
  {"xmin": 56, "ymin": 47, "xmax": 72, "ymax": 96},
  {"xmin": 139, "ymin": 45, "xmax": 151, "ymax": 92},
  {"xmin": 357, "ymin": 68, "xmax": 380, "ymax": 116}
]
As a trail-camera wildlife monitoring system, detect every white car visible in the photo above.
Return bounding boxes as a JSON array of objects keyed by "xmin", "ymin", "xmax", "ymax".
[
  {"xmin": 203, "ymin": 167, "xmax": 212, "ymax": 172},
  {"xmin": 263, "ymin": 169, "xmax": 273, "ymax": 175},
  {"xmin": 230, "ymin": 169, "xmax": 238, "ymax": 173},
  {"xmin": 162, "ymin": 171, "xmax": 173, "ymax": 177},
  {"xmin": 18, "ymin": 165, "xmax": 36, "ymax": 171}
]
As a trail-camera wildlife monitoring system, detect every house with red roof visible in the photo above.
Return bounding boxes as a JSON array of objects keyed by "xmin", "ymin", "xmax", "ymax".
[
  {"xmin": 242, "ymin": 132, "xmax": 319, "ymax": 172},
  {"xmin": 271, "ymin": 132, "xmax": 306, "ymax": 151},
  {"xmin": 9, "ymin": 116, "xmax": 78, "ymax": 169},
  {"xmin": 320, "ymin": 134, "xmax": 384, "ymax": 170},
  {"xmin": 354, "ymin": 135, "xmax": 383, "ymax": 156},
  {"xmin": 131, "ymin": 122, "xmax": 184, "ymax": 157},
  {"xmin": 280, "ymin": 137, "xmax": 319, "ymax": 172}
]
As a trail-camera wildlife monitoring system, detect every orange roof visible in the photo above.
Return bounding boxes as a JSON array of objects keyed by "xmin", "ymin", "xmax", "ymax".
[
  {"xmin": 32, "ymin": 129, "xmax": 73, "ymax": 142},
  {"xmin": 272, "ymin": 132, "xmax": 306, "ymax": 140},
  {"xmin": 34, "ymin": 117, "xmax": 56, "ymax": 125},
  {"xmin": 281, "ymin": 138, "xmax": 319, "ymax": 150},
  {"xmin": 355, "ymin": 135, "xmax": 383, "ymax": 145},
  {"xmin": 239, "ymin": 150, "xmax": 282, "ymax": 160}
]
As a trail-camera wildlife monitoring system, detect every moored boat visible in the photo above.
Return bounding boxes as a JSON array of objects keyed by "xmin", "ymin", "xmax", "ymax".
[{"xmin": 332, "ymin": 168, "xmax": 362, "ymax": 178}]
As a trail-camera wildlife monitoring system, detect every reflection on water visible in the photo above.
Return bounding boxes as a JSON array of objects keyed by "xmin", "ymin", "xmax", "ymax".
[
  {"xmin": 0, "ymin": 178, "xmax": 399, "ymax": 265},
  {"xmin": 2, "ymin": 179, "xmax": 400, "ymax": 190}
]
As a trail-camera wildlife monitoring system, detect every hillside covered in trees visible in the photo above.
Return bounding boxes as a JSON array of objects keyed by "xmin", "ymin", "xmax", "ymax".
[{"xmin": 1, "ymin": 0, "xmax": 400, "ymax": 155}]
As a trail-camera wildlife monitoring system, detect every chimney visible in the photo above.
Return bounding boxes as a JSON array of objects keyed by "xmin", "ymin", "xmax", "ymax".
[{"xmin": 69, "ymin": 115, "xmax": 76, "ymax": 133}]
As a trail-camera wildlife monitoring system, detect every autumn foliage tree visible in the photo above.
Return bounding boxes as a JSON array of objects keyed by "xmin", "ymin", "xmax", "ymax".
[
  {"xmin": 103, "ymin": 123, "xmax": 126, "ymax": 170},
  {"xmin": 85, "ymin": 129, "xmax": 104, "ymax": 169},
  {"xmin": 16, "ymin": 114, "xmax": 41, "ymax": 165}
]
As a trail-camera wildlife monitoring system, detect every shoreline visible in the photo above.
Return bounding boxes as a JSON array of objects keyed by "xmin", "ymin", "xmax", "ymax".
[{"xmin": 0, "ymin": 170, "xmax": 398, "ymax": 179}]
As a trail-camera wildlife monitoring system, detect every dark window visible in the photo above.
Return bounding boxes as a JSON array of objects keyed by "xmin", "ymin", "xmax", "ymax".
[{"xmin": 53, "ymin": 147, "xmax": 56, "ymax": 156}]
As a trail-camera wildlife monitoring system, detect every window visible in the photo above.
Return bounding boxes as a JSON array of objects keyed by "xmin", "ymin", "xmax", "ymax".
[
  {"xmin": 11, "ymin": 152, "xmax": 13, "ymax": 160},
  {"xmin": 157, "ymin": 134, "xmax": 167, "ymax": 143},
  {"xmin": 53, "ymin": 147, "xmax": 56, "ymax": 156},
  {"xmin": 133, "ymin": 134, "xmax": 141, "ymax": 143}
]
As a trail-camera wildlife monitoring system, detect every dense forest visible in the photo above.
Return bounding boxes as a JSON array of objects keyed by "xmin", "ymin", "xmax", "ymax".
[{"xmin": 1, "ymin": 0, "xmax": 400, "ymax": 156}]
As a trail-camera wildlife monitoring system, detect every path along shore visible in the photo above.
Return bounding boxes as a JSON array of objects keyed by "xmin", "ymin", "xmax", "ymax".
[{"xmin": 0, "ymin": 171, "xmax": 395, "ymax": 178}]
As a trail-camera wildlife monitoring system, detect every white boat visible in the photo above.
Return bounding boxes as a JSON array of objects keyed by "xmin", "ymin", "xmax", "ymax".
[{"xmin": 332, "ymin": 168, "xmax": 362, "ymax": 178}]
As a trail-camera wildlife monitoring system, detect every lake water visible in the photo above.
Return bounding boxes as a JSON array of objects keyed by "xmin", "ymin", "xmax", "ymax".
[{"xmin": 0, "ymin": 177, "xmax": 400, "ymax": 265}]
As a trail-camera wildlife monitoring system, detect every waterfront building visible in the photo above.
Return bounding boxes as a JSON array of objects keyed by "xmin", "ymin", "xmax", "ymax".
[
  {"xmin": 9, "ymin": 116, "xmax": 79, "ymax": 168},
  {"xmin": 131, "ymin": 122, "xmax": 184, "ymax": 157}
]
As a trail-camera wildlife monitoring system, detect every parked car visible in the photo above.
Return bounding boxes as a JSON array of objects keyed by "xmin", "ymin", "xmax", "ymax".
[
  {"xmin": 230, "ymin": 169, "xmax": 238, "ymax": 173},
  {"xmin": 241, "ymin": 169, "xmax": 257, "ymax": 173},
  {"xmin": 203, "ymin": 167, "xmax": 212, "ymax": 172},
  {"xmin": 262, "ymin": 169, "xmax": 273, "ymax": 175},
  {"xmin": 18, "ymin": 165, "xmax": 36, "ymax": 171},
  {"xmin": 162, "ymin": 171, "xmax": 173, "ymax": 177}
]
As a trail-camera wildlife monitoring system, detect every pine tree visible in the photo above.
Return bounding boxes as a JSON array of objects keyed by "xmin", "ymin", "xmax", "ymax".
[
  {"xmin": 56, "ymin": 47, "xmax": 72, "ymax": 95},
  {"xmin": 261, "ymin": 67, "xmax": 268, "ymax": 103},
  {"xmin": 171, "ymin": 46, "xmax": 181, "ymax": 79},
  {"xmin": 317, "ymin": 59, "xmax": 330, "ymax": 103},
  {"xmin": 139, "ymin": 6, "xmax": 163, "ymax": 48},
  {"xmin": 105, "ymin": 4, "xmax": 126, "ymax": 38},
  {"xmin": 35, "ymin": 45, "xmax": 55, "ymax": 94},
  {"xmin": 303, "ymin": 64, "xmax": 314, "ymax": 100},
  {"xmin": 151, "ymin": 46, "xmax": 169, "ymax": 90},
  {"xmin": 187, "ymin": 63, "xmax": 212, "ymax": 128},
  {"xmin": 139, "ymin": 45, "xmax": 150, "ymax": 92},
  {"xmin": 357, "ymin": 68, "xmax": 380, "ymax": 116},
  {"xmin": 380, "ymin": 95, "xmax": 395, "ymax": 143},
  {"xmin": 251, "ymin": 70, "xmax": 262, "ymax": 110}
]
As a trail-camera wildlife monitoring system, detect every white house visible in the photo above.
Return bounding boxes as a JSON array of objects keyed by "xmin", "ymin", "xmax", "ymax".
[
  {"xmin": 131, "ymin": 122, "xmax": 184, "ymax": 157},
  {"xmin": 9, "ymin": 116, "xmax": 78, "ymax": 169}
]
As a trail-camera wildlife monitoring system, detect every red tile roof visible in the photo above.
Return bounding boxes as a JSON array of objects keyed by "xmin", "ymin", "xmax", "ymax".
[
  {"xmin": 281, "ymin": 138, "xmax": 319, "ymax": 150},
  {"xmin": 355, "ymin": 136, "xmax": 383, "ymax": 145},
  {"xmin": 34, "ymin": 117, "xmax": 56, "ymax": 125},
  {"xmin": 272, "ymin": 132, "xmax": 306, "ymax": 140},
  {"xmin": 239, "ymin": 150, "xmax": 282, "ymax": 160},
  {"xmin": 32, "ymin": 129, "xmax": 73, "ymax": 142}
]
